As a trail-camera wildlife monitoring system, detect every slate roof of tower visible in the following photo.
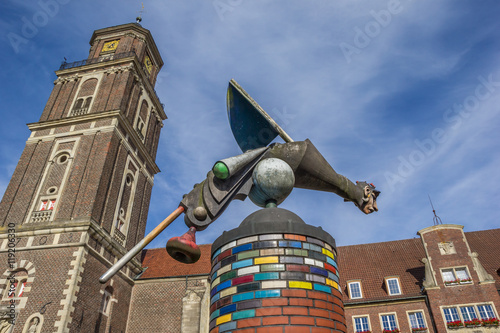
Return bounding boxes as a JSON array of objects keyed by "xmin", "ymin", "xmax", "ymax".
[{"xmin": 138, "ymin": 229, "xmax": 500, "ymax": 302}]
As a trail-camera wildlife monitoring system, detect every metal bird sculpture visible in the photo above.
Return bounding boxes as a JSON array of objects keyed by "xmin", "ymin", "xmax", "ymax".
[{"xmin": 100, "ymin": 79, "xmax": 379, "ymax": 283}]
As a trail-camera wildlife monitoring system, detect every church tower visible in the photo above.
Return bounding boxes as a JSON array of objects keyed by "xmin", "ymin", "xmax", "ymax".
[{"xmin": 0, "ymin": 23, "xmax": 166, "ymax": 332}]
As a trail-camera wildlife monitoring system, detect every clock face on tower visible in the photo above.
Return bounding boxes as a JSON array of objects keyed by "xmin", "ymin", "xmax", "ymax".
[
  {"xmin": 143, "ymin": 55, "xmax": 153, "ymax": 74},
  {"xmin": 101, "ymin": 40, "xmax": 120, "ymax": 53}
]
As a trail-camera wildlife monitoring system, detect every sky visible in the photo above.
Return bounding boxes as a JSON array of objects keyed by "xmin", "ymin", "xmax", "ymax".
[{"xmin": 0, "ymin": 1, "xmax": 499, "ymax": 251}]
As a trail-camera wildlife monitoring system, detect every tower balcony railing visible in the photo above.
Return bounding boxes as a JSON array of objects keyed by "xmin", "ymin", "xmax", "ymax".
[
  {"xmin": 59, "ymin": 52, "xmax": 164, "ymax": 110},
  {"xmin": 30, "ymin": 210, "xmax": 52, "ymax": 223},
  {"xmin": 70, "ymin": 107, "xmax": 89, "ymax": 117},
  {"xmin": 113, "ymin": 229, "xmax": 126, "ymax": 246},
  {"xmin": 59, "ymin": 51, "xmax": 137, "ymax": 70}
]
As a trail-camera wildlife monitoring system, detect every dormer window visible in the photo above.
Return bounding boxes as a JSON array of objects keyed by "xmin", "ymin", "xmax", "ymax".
[
  {"xmin": 385, "ymin": 277, "xmax": 401, "ymax": 295},
  {"xmin": 348, "ymin": 281, "xmax": 363, "ymax": 299},
  {"xmin": 442, "ymin": 267, "xmax": 472, "ymax": 286}
]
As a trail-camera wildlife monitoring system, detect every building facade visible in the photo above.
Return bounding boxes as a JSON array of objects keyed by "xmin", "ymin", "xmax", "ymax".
[
  {"xmin": 0, "ymin": 23, "xmax": 499, "ymax": 333},
  {"xmin": 0, "ymin": 23, "xmax": 166, "ymax": 332}
]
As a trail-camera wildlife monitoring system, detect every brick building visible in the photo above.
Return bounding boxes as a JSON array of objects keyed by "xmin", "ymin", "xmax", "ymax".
[
  {"xmin": 0, "ymin": 22, "xmax": 166, "ymax": 332},
  {"xmin": 0, "ymin": 22, "xmax": 499, "ymax": 333}
]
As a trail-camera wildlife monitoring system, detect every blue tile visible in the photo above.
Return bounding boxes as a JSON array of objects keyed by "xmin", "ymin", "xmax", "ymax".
[
  {"xmin": 328, "ymin": 272, "xmax": 339, "ymax": 282},
  {"xmin": 313, "ymin": 283, "xmax": 332, "ymax": 294},
  {"xmin": 211, "ymin": 261, "xmax": 221, "ymax": 275},
  {"xmin": 216, "ymin": 280, "xmax": 232, "ymax": 293},
  {"xmin": 310, "ymin": 267, "xmax": 328, "ymax": 277},
  {"xmin": 210, "ymin": 309, "xmax": 220, "ymax": 321},
  {"xmin": 211, "ymin": 292, "xmax": 220, "ymax": 304},
  {"xmin": 219, "ymin": 321, "xmax": 237, "ymax": 332},
  {"xmin": 326, "ymin": 257, "xmax": 337, "ymax": 267},
  {"xmin": 232, "ymin": 259, "xmax": 253, "ymax": 269},
  {"xmin": 212, "ymin": 248, "xmax": 221, "ymax": 260},
  {"xmin": 211, "ymin": 272, "xmax": 218, "ymax": 281},
  {"xmin": 255, "ymin": 289, "xmax": 281, "ymax": 298},
  {"xmin": 232, "ymin": 291, "xmax": 255, "ymax": 302},
  {"xmin": 220, "ymin": 303, "xmax": 237, "ymax": 315},
  {"xmin": 278, "ymin": 240, "xmax": 302, "ymax": 248},
  {"xmin": 232, "ymin": 309, "xmax": 256, "ymax": 320},
  {"xmin": 254, "ymin": 272, "xmax": 279, "ymax": 281},
  {"xmin": 232, "ymin": 243, "xmax": 252, "ymax": 254}
]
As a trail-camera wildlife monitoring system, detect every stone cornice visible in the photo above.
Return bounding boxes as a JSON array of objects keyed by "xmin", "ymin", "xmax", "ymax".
[
  {"xmin": 55, "ymin": 56, "xmax": 166, "ymax": 121},
  {"xmin": 0, "ymin": 218, "xmax": 143, "ymax": 276},
  {"xmin": 26, "ymin": 110, "xmax": 161, "ymax": 175}
]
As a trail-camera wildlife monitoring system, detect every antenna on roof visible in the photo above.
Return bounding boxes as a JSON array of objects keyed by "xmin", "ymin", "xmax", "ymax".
[
  {"xmin": 428, "ymin": 195, "xmax": 442, "ymax": 225},
  {"xmin": 136, "ymin": 2, "xmax": 145, "ymax": 23}
]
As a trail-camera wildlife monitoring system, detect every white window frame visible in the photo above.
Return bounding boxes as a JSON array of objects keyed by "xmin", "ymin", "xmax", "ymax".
[
  {"xmin": 407, "ymin": 311, "xmax": 428, "ymax": 331},
  {"xmin": 347, "ymin": 281, "xmax": 363, "ymax": 299},
  {"xmin": 385, "ymin": 277, "xmax": 402, "ymax": 295},
  {"xmin": 379, "ymin": 312, "xmax": 399, "ymax": 332},
  {"xmin": 441, "ymin": 303, "xmax": 499, "ymax": 328},
  {"xmin": 352, "ymin": 315, "xmax": 371, "ymax": 333},
  {"xmin": 441, "ymin": 266, "xmax": 472, "ymax": 286}
]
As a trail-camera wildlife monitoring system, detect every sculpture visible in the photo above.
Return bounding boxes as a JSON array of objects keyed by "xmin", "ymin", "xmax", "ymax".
[{"xmin": 100, "ymin": 79, "xmax": 379, "ymax": 282}]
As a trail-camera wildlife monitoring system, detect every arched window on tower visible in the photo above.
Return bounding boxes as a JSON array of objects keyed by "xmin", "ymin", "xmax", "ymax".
[
  {"xmin": 112, "ymin": 169, "xmax": 136, "ymax": 246},
  {"xmin": 70, "ymin": 78, "xmax": 97, "ymax": 116},
  {"xmin": 135, "ymin": 100, "xmax": 149, "ymax": 141},
  {"xmin": 3, "ymin": 270, "xmax": 28, "ymax": 300}
]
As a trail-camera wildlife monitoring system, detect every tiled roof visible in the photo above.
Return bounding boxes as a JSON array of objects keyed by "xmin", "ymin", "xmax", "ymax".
[
  {"xmin": 137, "ymin": 229, "xmax": 500, "ymax": 299},
  {"xmin": 337, "ymin": 228, "xmax": 500, "ymax": 304},
  {"xmin": 465, "ymin": 229, "xmax": 500, "ymax": 287},
  {"xmin": 139, "ymin": 244, "xmax": 212, "ymax": 279},
  {"xmin": 337, "ymin": 237, "xmax": 426, "ymax": 304}
]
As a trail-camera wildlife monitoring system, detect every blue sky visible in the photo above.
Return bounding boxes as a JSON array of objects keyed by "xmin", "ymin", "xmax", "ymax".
[{"xmin": 1, "ymin": 1, "xmax": 499, "ymax": 250}]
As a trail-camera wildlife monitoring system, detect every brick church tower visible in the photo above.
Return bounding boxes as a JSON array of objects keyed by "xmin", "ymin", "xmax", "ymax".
[{"xmin": 0, "ymin": 23, "xmax": 165, "ymax": 332}]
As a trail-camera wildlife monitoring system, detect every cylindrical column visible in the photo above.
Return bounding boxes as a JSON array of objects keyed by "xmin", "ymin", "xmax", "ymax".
[{"xmin": 209, "ymin": 208, "xmax": 346, "ymax": 333}]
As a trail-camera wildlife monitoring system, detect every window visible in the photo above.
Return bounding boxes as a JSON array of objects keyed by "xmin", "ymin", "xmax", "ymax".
[
  {"xmin": 348, "ymin": 281, "xmax": 362, "ymax": 299},
  {"xmin": 100, "ymin": 287, "xmax": 113, "ymax": 315},
  {"xmin": 385, "ymin": 277, "xmax": 401, "ymax": 295},
  {"xmin": 443, "ymin": 307, "xmax": 460, "ymax": 323},
  {"xmin": 380, "ymin": 314, "xmax": 398, "ymax": 331},
  {"xmin": 353, "ymin": 316, "xmax": 370, "ymax": 333},
  {"xmin": 478, "ymin": 304, "xmax": 495, "ymax": 319},
  {"xmin": 443, "ymin": 304, "xmax": 498, "ymax": 328},
  {"xmin": 39, "ymin": 199, "xmax": 56, "ymax": 211},
  {"xmin": 441, "ymin": 267, "xmax": 471, "ymax": 285},
  {"xmin": 460, "ymin": 306, "xmax": 478, "ymax": 321},
  {"xmin": 3, "ymin": 270, "xmax": 28, "ymax": 299},
  {"xmin": 408, "ymin": 312, "xmax": 426, "ymax": 330}
]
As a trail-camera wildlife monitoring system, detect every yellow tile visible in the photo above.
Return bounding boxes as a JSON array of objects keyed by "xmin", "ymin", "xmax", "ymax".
[
  {"xmin": 216, "ymin": 314, "xmax": 231, "ymax": 325},
  {"xmin": 326, "ymin": 279, "xmax": 339, "ymax": 290},
  {"xmin": 254, "ymin": 256, "xmax": 279, "ymax": 265},
  {"xmin": 289, "ymin": 281, "xmax": 312, "ymax": 289},
  {"xmin": 322, "ymin": 248, "xmax": 334, "ymax": 259}
]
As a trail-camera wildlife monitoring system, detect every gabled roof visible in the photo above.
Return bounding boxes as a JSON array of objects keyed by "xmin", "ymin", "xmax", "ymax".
[
  {"xmin": 338, "ymin": 228, "xmax": 500, "ymax": 304},
  {"xmin": 338, "ymin": 238, "xmax": 426, "ymax": 304}
]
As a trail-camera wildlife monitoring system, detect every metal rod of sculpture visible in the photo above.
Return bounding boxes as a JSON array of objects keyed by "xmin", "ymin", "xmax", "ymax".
[{"xmin": 99, "ymin": 79, "xmax": 379, "ymax": 284}]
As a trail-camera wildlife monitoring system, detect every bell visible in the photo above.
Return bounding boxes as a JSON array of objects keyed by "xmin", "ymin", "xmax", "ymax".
[{"xmin": 166, "ymin": 227, "xmax": 201, "ymax": 264}]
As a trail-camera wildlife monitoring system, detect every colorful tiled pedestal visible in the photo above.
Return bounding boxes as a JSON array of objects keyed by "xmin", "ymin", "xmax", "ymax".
[{"xmin": 209, "ymin": 208, "xmax": 346, "ymax": 333}]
